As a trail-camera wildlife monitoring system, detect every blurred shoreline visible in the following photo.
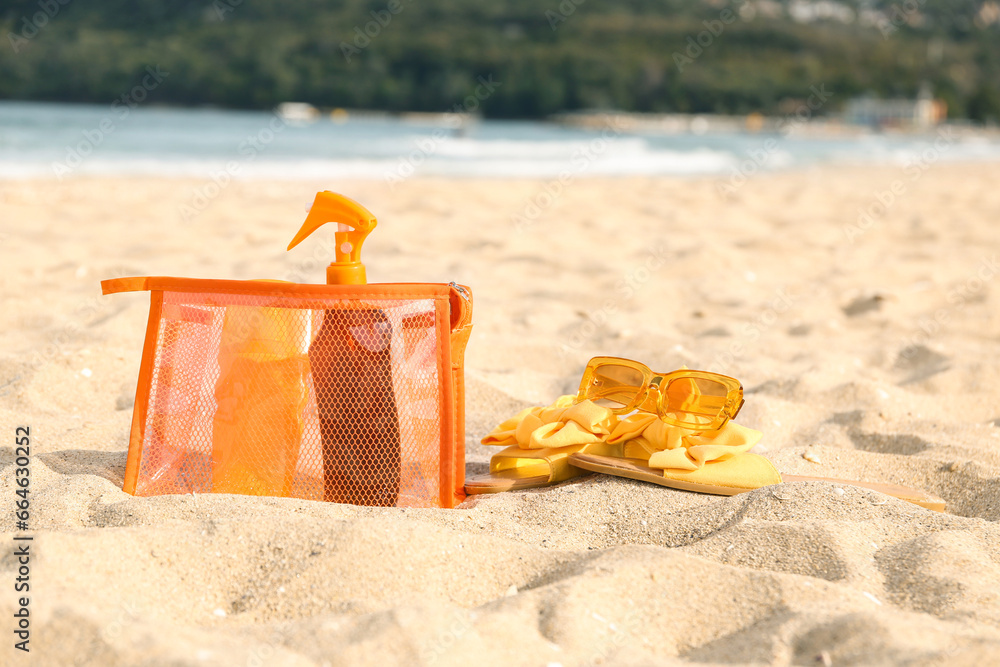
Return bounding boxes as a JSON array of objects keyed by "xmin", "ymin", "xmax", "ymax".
[{"xmin": 3, "ymin": 100, "xmax": 1000, "ymax": 183}]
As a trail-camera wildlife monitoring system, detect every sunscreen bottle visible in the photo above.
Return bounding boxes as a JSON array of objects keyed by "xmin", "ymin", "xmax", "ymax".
[{"xmin": 287, "ymin": 192, "xmax": 401, "ymax": 506}]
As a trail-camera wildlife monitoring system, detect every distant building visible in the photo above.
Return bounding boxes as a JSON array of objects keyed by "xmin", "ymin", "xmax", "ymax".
[
  {"xmin": 786, "ymin": 0, "xmax": 856, "ymax": 24},
  {"xmin": 844, "ymin": 93, "xmax": 947, "ymax": 130},
  {"xmin": 979, "ymin": 1, "xmax": 1000, "ymax": 27}
]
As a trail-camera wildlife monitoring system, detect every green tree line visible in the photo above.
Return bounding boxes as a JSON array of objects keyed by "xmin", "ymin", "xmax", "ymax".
[{"xmin": 1, "ymin": 0, "xmax": 998, "ymax": 121}]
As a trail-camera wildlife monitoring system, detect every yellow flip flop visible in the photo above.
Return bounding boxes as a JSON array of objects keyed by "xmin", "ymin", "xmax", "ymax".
[
  {"xmin": 566, "ymin": 412, "xmax": 946, "ymax": 512},
  {"xmin": 465, "ymin": 441, "xmax": 622, "ymax": 494},
  {"xmin": 465, "ymin": 395, "xmax": 621, "ymax": 495}
]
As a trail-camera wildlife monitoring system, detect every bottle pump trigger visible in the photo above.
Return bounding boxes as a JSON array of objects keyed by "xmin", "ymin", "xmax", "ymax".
[{"xmin": 287, "ymin": 191, "xmax": 377, "ymax": 286}]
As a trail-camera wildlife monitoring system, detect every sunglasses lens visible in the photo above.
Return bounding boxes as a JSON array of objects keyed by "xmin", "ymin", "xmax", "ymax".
[
  {"xmin": 585, "ymin": 362, "xmax": 644, "ymax": 409},
  {"xmin": 662, "ymin": 377, "xmax": 730, "ymax": 428}
]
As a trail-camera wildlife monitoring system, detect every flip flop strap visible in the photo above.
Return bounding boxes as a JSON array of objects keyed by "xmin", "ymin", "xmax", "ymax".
[
  {"xmin": 609, "ymin": 412, "xmax": 764, "ymax": 472},
  {"xmin": 481, "ymin": 395, "xmax": 620, "ymax": 450}
]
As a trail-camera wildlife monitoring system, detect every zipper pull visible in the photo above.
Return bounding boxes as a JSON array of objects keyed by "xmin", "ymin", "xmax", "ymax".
[{"xmin": 449, "ymin": 282, "xmax": 470, "ymax": 301}]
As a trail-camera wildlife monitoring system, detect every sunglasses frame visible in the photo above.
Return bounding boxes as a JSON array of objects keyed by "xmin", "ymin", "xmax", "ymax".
[{"xmin": 577, "ymin": 356, "xmax": 745, "ymax": 431}]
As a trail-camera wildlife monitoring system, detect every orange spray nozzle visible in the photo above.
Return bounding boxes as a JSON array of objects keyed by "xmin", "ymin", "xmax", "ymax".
[{"xmin": 287, "ymin": 191, "xmax": 377, "ymax": 285}]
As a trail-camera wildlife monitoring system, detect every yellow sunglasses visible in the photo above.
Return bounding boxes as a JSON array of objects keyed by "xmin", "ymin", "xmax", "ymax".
[{"xmin": 576, "ymin": 356, "xmax": 745, "ymax": 431}]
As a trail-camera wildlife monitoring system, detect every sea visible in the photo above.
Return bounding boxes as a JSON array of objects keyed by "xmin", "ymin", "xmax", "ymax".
[{"xmin": 2, "ymin": 100, "xmax": 999, "ymax": 181}]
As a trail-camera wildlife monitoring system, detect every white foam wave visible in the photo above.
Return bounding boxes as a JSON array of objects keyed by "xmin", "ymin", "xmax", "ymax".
[{"xmin": 0, "ymin": 144, "xmax": 743, "ymax": 180}]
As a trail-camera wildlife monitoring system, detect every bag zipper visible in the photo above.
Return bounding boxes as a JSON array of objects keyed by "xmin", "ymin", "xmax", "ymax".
[{"xmin": 447, "ymin": 282, "xmax": 473, "ymax": 331}]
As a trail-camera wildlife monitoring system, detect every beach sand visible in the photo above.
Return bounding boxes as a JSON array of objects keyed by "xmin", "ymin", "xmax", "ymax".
[{"xmin": 2, "ymin": 164, "xmax": 1000, "ymax": 665}]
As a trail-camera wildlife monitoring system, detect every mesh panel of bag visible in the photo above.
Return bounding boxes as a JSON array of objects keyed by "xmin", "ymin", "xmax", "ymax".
[{"xmin": 133, "ymin": 290, "xmax": 449, "ymax": 508}]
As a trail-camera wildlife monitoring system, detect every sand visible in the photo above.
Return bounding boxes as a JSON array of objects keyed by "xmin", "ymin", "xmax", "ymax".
[{"xmin": 1, "ymin": 163, "xmax": 1000, "ymax": 665}]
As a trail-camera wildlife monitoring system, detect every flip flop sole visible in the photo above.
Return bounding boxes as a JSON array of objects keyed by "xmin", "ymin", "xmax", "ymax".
[
  {"xmin": 466, "ymin": 442, "xmax": 624, "ymax": 495},
  {"xmin": 568, "ymin": 453, "xmax": 946, "ymax": 512},
  {"xmin": 464, "ymin": 469, "xmax": 556, "ymax": 494}
]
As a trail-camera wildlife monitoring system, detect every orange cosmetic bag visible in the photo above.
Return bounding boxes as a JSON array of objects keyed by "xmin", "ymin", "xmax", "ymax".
[{"xmin": 103, "ymin": 192, "xmax": 473, "ymax": 508}]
